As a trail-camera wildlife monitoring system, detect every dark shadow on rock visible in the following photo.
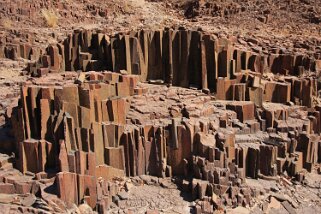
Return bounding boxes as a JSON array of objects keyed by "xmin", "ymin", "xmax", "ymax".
[
  {"xmin": 43, "ymin": 182, "xmax": 57, "ymax": 195},
  {"xmin": 171, "ymin": 176, "xmax": 195, "ymax": 213},
  {"xmin": 0, "ymin": 125, "xmax": 15, "ymax": 155}
]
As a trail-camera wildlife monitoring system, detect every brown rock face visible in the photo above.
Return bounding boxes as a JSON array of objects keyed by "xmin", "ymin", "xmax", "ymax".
[{"xmin": 2, "ymin": 28, "xmax": 321, "ymax": 213}]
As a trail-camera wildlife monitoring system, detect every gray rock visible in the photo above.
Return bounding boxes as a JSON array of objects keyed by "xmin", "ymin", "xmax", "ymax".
[
  {"xmin": 118, "ymin": 191, "xmax": 129, "ymax": 200},
  {"xmin": 282, "ymin": 201, "xmax": 297, "ymax": 214},
  {"xmin": 112, "ymin": 195, "xmax": 120, "ymax": 203},
  {"xmin": 21, "ymin": 194, "xmax": 36, "ymax": 207},
  {"xmin": 139, "ymin": 175, "xmax": 152, "ymax": 184}
]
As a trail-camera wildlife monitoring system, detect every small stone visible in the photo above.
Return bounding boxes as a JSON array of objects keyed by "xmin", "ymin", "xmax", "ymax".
[
  {"xmin": 270, "ymin": 185, "xmax": 280, "ymax": 192},
  {"xmin": 282, "ymin": 201, "xmax": 297, "ymax": 214},
  {"xmin": 21, "ymin": 194, "xmax": 36, "ymax": 207},
  {"xmin": 139, "ymin": 175, "xmax": 152, "ymax": 184},
  {"xmin": 267, "ymin": 197, "xmax": 281, "ymax": 211},
  {"xmin": 0, "ymin": 194, "xmax": 15, "ymax": 204},
  {"xmin": 202, "ymin": 88, "xmax": 210, "ymax": 94},
  {"xmin": 160, "ymin": 179, "xmax": 173, "ymax": 189},
  {"xmin": 75, "ymin": 72, "xmax": 86, "ymax": 84},
  {"xmin": 119, "ymin": 70, "xmax": 128, "ymax": 75},
  {"xmin": 78, "ymin": 203, "xmax": 93, "ymax": 213},
  {"xmin": 151, "ymin": 177, "xmax": 159, "ymax": 184},
  {"xmin": 125, "ymin": 181, "xmax": 134, "ymax": 192},
  {"xmin": 112, "ymin": 195, "xmax": 119, "ymax": 203},
  {"xmin": 270, "ymin": 193, "xmax": 287, "ymax": 202},
  {"xmin": 118, "ymin": 191, "xmax": 129, "ymax": 200}
]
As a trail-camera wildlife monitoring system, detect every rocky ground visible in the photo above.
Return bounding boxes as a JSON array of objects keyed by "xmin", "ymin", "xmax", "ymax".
[
  {"xmin": 101, "ymin": 171, "xmax": 321, "ymax": 214},
  {"xmin": 0, "ymin": 0, "xmax": 320, "ymax": 214}
]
